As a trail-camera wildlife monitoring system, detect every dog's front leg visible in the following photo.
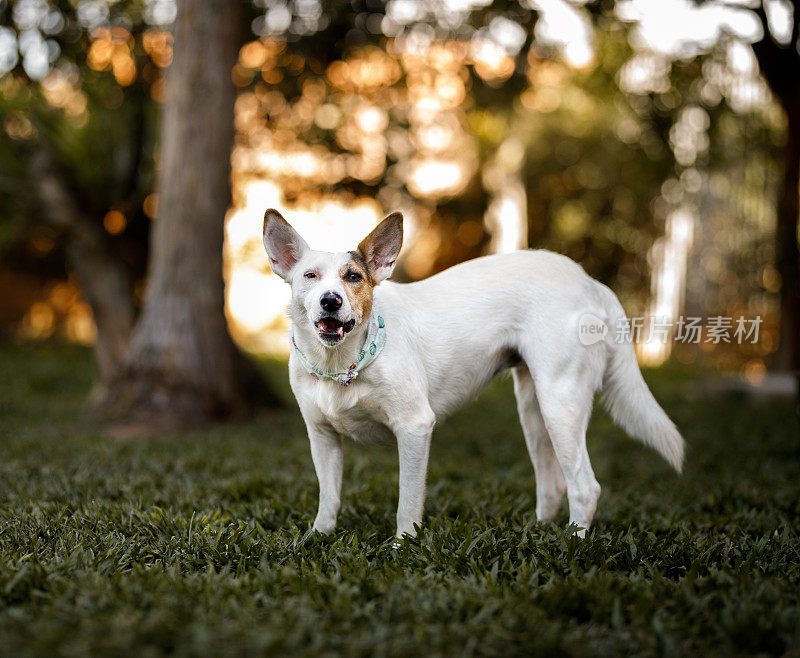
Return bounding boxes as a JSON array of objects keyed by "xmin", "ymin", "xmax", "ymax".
[
  {"xmin": 308, "ymin": 426, "xmax": 343, "ymax": 535},
  {"xmin": 394, "ymin": 413, "xmax": 435, "ymax": 538}
]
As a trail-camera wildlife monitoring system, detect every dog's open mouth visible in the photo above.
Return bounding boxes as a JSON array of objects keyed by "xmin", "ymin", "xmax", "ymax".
[{"xmin": 314, "ymin": 317, "xmax": 356, "ymax": 342}]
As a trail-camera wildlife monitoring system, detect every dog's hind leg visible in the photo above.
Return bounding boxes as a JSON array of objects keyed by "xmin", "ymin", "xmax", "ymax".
[
  {"xmin": 520, "ymin": 348, "xmax": 602, "ymax": 537},
  {"xmin": 512, "ymin": 365, "xmax": 566, "ymax": 523}
]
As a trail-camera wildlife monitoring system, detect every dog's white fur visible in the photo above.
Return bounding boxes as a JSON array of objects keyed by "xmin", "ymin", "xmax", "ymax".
[{"xmin": 263, "ymin": 209, "xmax": 684, "ymax": 538}]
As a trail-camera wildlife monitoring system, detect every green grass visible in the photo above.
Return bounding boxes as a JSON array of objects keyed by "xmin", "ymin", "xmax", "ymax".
[{"xmin": 0, "ymin": 341, "xmax": 798, "ymax": 657}]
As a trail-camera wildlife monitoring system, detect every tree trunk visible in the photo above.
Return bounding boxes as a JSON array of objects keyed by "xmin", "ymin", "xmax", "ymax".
[
  {"xmin": 750, "ymin": 5, "xmax": 800, "ymax": 418},
  {"xmin": 774, "ymin": 102, "xmax": 800, "ymax": 429},
  {"xmin": 107, "ymin": 0, "xmax": 268, "ymax": 430},
  {"xmin": 775, "ymin": 104, "xmax": 800, "ymax": 374},
  {"xmin": 31, "ymin": 147, "xmax": 135, "ymax": 401}
]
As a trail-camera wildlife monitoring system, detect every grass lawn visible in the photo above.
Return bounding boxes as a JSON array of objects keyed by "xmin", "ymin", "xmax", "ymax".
[{"xmin": 0, "ymin": 341, "xmax": 798, "ymax": 657}]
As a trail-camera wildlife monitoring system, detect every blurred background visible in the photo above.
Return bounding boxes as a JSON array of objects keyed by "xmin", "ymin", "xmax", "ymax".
[{"xmin": 0, "ymin": 0, "xmax": 798, "ymax": 429}]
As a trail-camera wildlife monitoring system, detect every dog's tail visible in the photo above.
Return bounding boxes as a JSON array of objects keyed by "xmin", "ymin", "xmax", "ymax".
[{"xmin": 595, "ymin": 283, "xmax": 684, "ymax": 473}]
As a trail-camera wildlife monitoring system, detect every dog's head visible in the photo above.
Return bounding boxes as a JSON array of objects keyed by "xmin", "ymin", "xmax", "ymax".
[{"xmin": 263, "ymin": 209, "xmax": 403, "ymax": 347}]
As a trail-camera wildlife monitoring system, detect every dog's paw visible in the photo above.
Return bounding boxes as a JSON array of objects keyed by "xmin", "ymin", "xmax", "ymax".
[
  {"xmin": 312, "ymin": 518, "xmax": 337, "ymax": 535},
  {"xmin": 566, "ymin": 522, "xmax": 588, "ymax": 538},
  {"xmin": 389, "ymin": 532, "xmax": 415, "ymax": 549},
  {"xmin": 394, "ymin": 523, "xmax": 420, "ymax": 542}
]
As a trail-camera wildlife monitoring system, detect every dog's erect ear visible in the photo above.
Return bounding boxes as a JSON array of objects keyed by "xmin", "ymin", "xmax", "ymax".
[
  {"xmin": 263, "ymin": 209, "xmax": 309, "ymax": 281},
  {"xmin": 357, "ymin": 212, "xmax": 403, "ymax": 283}
]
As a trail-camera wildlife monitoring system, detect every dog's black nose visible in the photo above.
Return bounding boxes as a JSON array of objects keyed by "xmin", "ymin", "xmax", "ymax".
[{"xmin": 320, "ymin": 291, "xmax": 343, "ymax": 312}]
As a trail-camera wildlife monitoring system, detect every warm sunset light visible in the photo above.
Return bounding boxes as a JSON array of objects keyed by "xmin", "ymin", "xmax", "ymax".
[
  {"xmin": 2, "ymin": 0, "xmax": 790, "ymax": 381},
  {"xmin": 1, "ymin": 1, "xmax": 798, "ymax": 652}
]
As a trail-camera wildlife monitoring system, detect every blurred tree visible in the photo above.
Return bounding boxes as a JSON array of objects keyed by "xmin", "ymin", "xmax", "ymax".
[
  {"xmin": 701, "ymin": 0, "xmax": 800, "ymax": 374},
  {"xmin": 1, "ymin": 0, "xmax": 794, "ymax": 428},
  {"xmin": 750, "ymin": 0, "xmax": 800, "ymax": 377},
  {"xmin": 108, "ymin": 0, "xmax": 269, "ymax": 429},
  {"xmin": 0, "ymin": 0, "xmax": 273, "ymax": 428},
  {"xmin": 0, "ymin": 0, "xmax": 158, "ymax": 397},
  {"xmin": 30, "ymin": 141, "xmax": 136, "ymax": 395}
]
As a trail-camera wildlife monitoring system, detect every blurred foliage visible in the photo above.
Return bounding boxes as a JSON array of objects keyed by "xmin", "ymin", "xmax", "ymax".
[
  {"xmin": 0, "ymin": 0, "xmax": 169, "ymax": 298},
  {"xmin": 228, "ymin": 4, "xmax": 783, "ymax": 315},
  {"xmin": 0, "ymin": 0, "xmax": 787, "ymax": 367}
]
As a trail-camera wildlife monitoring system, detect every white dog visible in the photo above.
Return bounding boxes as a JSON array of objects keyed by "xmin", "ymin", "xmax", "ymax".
[{"xmin": 263, "ymin": 209, "xmax": 683, "ymax": 538}]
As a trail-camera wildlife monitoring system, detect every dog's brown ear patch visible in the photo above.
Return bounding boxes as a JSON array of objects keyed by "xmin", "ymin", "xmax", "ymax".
[
  {"xmin": 263, "ymin": 209, "xmax": 309, "ymax": 280},
  {"xmin": 357, "ymin": 212, "xmax": 403, "ymax": 283}
]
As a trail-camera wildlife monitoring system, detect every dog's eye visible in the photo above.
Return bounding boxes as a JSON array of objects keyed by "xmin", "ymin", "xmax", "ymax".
[
  {"xmin": 304, "ymin": 271, "xmax": 317, "ymax": 279},
  {"xmin": 345, "ymin": 271, "xmax": 362, "ymax": 283}
]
